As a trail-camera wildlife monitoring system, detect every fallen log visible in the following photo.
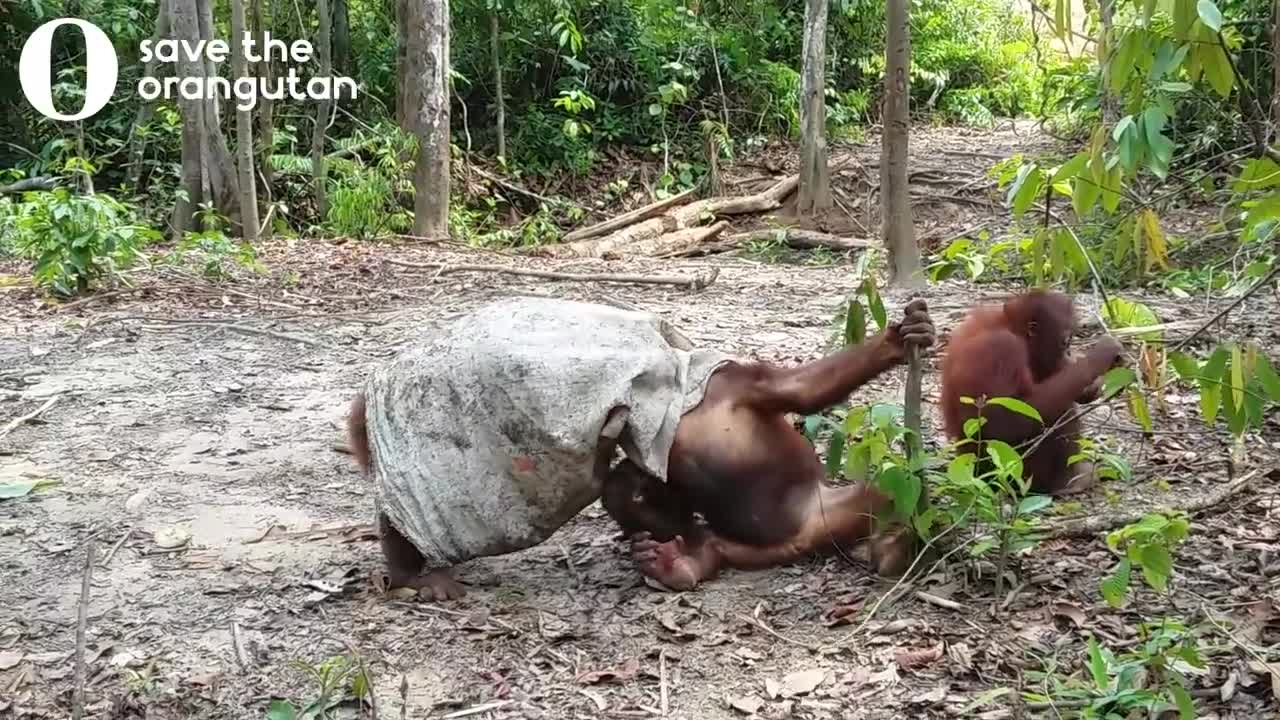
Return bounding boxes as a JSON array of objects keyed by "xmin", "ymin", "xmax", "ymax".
[
  {"xmin": 562, "ymin": 188, "xmax": 697, "ymax": 243},
  {"xmin": 639, "ymin": 221, "xmax": 729, "ymax": 258},
  {"xmin": 725, "ymin": 229, "xmax": 872, "ymax": 252},
  {"xmin": 539, "ymin": 172, "xmax": 809, "ymax": 259}
]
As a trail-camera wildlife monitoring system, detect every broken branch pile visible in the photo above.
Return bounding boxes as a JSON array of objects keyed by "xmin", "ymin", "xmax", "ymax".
[{"xmin": 535, "ymin": 159, "xmax": 865, "ymax": 259}]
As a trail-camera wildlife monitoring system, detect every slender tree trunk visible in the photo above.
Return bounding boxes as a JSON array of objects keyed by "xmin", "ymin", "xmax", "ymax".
[
  {"xmin": 490, "ymin": 12, "xmax": 506, "ymax": 162},
  {"xmin": 333, "ymin": 0, "xmax": 352, "ymax": 77},
  {"xmin": 169, "ymin": 0, "xmax": 241, "ymax": 238},
  {"xmin": 882, "ymin": 0, "xmax": 922, "ymax": 286},
  {"xmin": 797, "ymin": 0, "xmax": 832, "ymax": 216},
  {"xmin": 395, "ymin": 0, "xmax": 410, "ymax": 130},
  {"xmin": 407, "ymin": 0, "xmax": 451, "ymax": 238},
  {"xmin": 1272, "ymin": 0, "xmax": 1279, "ymax": 139},
  {"xmin": 230, "ymin": 0, "xmax": 260, "ymax": 241},
  {"xmin": 253, "ymin": 0, "xmax": 275, "ymax": 208},
  {"xmin": 126, "ymin": 1, "xmax": 170, "ymax": 191},
  {"xmin": 312, "ymin": 0, "xmax": 332, "ymax": 222},
  {"xmin": 1098, "ymin": 0, "xmax": 1119, "ymax": 126}
]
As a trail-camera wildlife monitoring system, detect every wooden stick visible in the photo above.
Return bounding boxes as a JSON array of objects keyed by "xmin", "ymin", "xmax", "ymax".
[
  {"xmin": 0, "ymin": 395, "xmax": 60, "ymax": 441},
  {"xmin": 1048, "ymin": 468, "xmax": 1266, "ymax": 539},
  {"xmin": 72, "ymin": 542, "xmax": 97, "ymax": 720},
  {"xmin": 563, "ymin": 188, "xmax": 697, "ymax": 243},
  {"xmin": 472, "ymin": 166, "xmax": 587, "ymax": 214},
  {"xmin": 725, "ymin": 229, "xmax": 873, "ymax": 252},
  {"xmin": 659, "ymin": 650, "xmax": 669, "ymax": 717},
  {"xmin": 383, "ymin": 258, "xmax": 719, "ymax": 290},
  {"xmin": 440, "ymin": 700, "xmax": 514, "ymax": 719}
]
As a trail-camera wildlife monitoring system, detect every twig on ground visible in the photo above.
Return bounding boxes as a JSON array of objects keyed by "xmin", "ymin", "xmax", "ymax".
[
  {"xmin": 0, "ymin": 395, "xmax": 60, "ymax": 441},
  {"xmin": 737, "ymin": 614, "xmax": 818, "ymax": 652},
  {"xmin": 659, "ymin": 650, "xmax": 669, "ymax": 717},
  {"xmin": 51, "ymin": 287, "xmax": 155, "ymax": 314},
  {"xmin": 383, "ymin": 258, "xmax": 719, "ymax": 290},
  {"xmin": 440, "ymin": 700, "xmax": 514, "ymax": 719},
  {"xmin": 914, "ymin": 590, "xmax": 964, "ymax": 611},
  {"xmin": 72, "ymin": 542, "xmax": 97, "ymax": 720},
  {"xmin": 230, "ymin": 621, "xmax": 252, "ymax": 672},
  {"xmin": 100, "ymin": 527, "xmax": 134, "ymax": 567},
  {"xmin": 1048, "ymin": 468, "xmax": 1267, "ymax": 539}
]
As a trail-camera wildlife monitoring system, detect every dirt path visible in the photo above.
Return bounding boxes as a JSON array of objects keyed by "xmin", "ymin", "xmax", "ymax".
[{"xmin": 2, "ymin": 126, "xmax": 1278, "ymax": 719}]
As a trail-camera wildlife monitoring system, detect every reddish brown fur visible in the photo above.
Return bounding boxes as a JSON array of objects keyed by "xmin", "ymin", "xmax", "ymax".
[
  {"xmin": 939, "ymin": 290, "xmax": 1122, "ymax": 494},
  {"xmin": 601, "ymin": 300, "xmax": 937, "ymax": 589},
  {"xmin": 347, "ymin": 392, "xmax": 371, "ymax": 474}
]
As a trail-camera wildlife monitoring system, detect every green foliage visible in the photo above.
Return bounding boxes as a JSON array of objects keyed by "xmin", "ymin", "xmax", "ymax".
[
  {"xmin": 1167, "ymin": 342, "xmax": 1280, "ymax": 437},
  {"xmin": 1101, "ymin": 513, "xmax": 1190, "ymax": 606},
  {"xmin": 267, "ymin": 654, "xmax": 372, "ymax": 720},
  {"xmin": 1024, "ymin": 619, "xmax": 1205, "ymax": 719},
  {"xmin": 5, "ymin": 187, "xmax": 156, "ymax": 296},
  {"xmin": 172, "ymin": 204, "xmax": 265, "ymax": 281}
]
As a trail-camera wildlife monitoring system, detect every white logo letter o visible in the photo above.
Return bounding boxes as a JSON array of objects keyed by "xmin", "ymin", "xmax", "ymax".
[{"xmin": 19, "ymin": 19, "xmax": 119, "ymax": 121}]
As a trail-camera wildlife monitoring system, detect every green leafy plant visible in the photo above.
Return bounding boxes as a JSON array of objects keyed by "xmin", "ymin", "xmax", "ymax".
[
  {"xmin": 8, "ymin": 187, "xmax": 156, "ymax": 296},
  {"xmin": 172, "ymin": 204, "xmax": 265, "ymax": 281},
  {"xmin": 1100, "ymin": 512, "xmax": 1190, "ymax": 607},
  {"xmin": 1025, "ymin": 620, "xmax": 1206, "ymax": 720},
  {"xmin": 266, "ymin": 654, "xmax": 372, "ymax": 720}
]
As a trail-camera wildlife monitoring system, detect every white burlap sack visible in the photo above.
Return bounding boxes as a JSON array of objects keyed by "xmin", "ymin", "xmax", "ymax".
[{"xmin": 363, "ymin": 296, "xmax": 732, "ymax": 568}]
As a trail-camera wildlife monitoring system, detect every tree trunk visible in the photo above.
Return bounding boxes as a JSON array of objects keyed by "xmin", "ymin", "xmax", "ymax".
[
  {"xmin": 333, "ymin": 0, "xmax": 352, "ymax": 77},
  {"xmin": 312, "ymin": 0, "xmax": 332, "ymax": 222},
  {"xmin": 126, "ymin": 1, "xmax": 170, "ymax": 191},
  {"xmin": 881, "ymin": 0, "xmax": 922, "ymax": 286},
  {"xmin": 254, "ymin": 0, "xmax": 275, "ymax": 206},
  {"xmin": 407, "ymin": 0, "xmax": 451, "ymax": 239},
  {"xmin": 1272, "ymin": 0, "xmax": 1279, "ymax": 139},
  {"xmin": 1098, "ymin": 0, "xmax": 1119, "ymax": 126},
  {"xmin": 395, "ymin": 0, "xmax": 411, "ymax": 130},
  {"xmin": 797, "ymin": 0, "xmax": 832, "ymax": 216},
  {"xmin": 490, "ymin": 12, "xmax": 506, "ymax": 162},
  {"xmin": 230, "ymin": 0, "xmax": 260, "ymax": 242},
  {"xmin": 169, "ymin": 0, "xmax": 241, "ymax": 239}
]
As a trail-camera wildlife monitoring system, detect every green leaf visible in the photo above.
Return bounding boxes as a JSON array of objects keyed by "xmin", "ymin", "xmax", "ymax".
[
  {"xmin": 1229, "ymin": 345, "xmax": 1245, "ymax": 411},
  {"xmin": 1008, "ymin": 164, "xmax": 1043, "ymax": 217},
  {"xmin": 1201, "ymin": 44, "xmax": 1234, "ymax": 97},
  {"xmin": 1128, "ymin": 387, "xmax": 1153, "ymax": 433},
  {"xmin": 861, "ymin": 279, "xmax": 887, "ymax": 331},
  {"xmin": 0, "ymin": 478, "xmax": 60, "ymax": 499},
  {"xmin": 1196, "ymin": 0, "xmax": 1222, "ymax": 31},
  {"xmin": 844, "ymin": 301, "xmax": 866, "ymax": 347},
  {"xmin": 1072, "ymin": 170, "xmax": 1101, "ymax": 217},
  {"xmin": 1086, "ymin": 636, "xmax": 1111, "ymax": 688},
  {"xmin": 985, "ymin": 440, "xmax": 1024, "ymax": 478},
  {"xmin": 876, "ymin": 465, "xmax": 922, "ymax": 518},
  {"xmin": 1101, "ymin": 164, "xmax": 1124, "ymax": 214},
  {"xmin": 1100, "ymin": 558, "xmax": 1132, "ymax": 607},
  {"xmin": 647, "ymin": 103, "xmax": 663, "ymax": 116},
  {"xmin": 1199, "ymin": 347, "xmax": 1229, "ymax": 424},
  {"xmin": 802, "ymin": 414, "xmax": 823, "ymax": 441},
  {"xmin": 267, "ymin": 700, "xmax": 298, "ymax": 720},
  {"xmin": 1139, "ymin": 544, "xmax": 1173, "ymax": 591},
  {"xmin": 1051, "ymin": 152, "xmax": 1089, "ymax": 184},
  {"xmin": 986, "ymin": 396, "xmax": 1044, "ymax": 423},
  {"xmin": 1017, "ymin": 495, "xmax": 1053, "ymax": 515},
  {"xmin": 825, "ymin": 431, "xmax": 846, "ymax": 479},
  {"xmin": 1109, "ymin": 31, "xmax": 1141, "ymax": 92},
  {"xmin": 1169, "ymin": 682, "xmax": 1196, "ymax": 720},
  {"xmin": 1168, "ymin": 351, "xmax": 1200, "ymax": 382},
  {"xmin": 1102, "ymin": 367, "xmax": 1138, "ymax": 398},
  {"xmin": 1255, "ymin": 354, "xmax": 1280, "ymax": 401},
  {"xmin": 1231, "ymin": 157, "xmax": 1280, "ymax": 192},
  {"xmin": 962, "ymin": 417, "xmax": 985, "ymax": 440}
]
